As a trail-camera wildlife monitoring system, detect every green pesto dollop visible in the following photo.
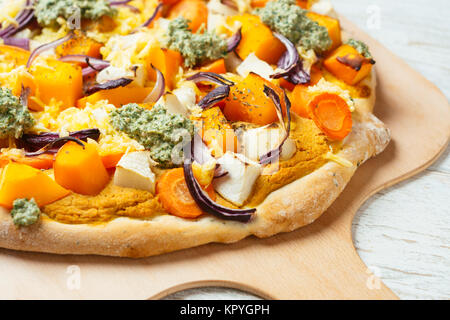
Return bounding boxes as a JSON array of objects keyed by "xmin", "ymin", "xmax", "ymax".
[
  {"xmin": 164, "ymin": 17, "xmax": 228, "ymax": 68},
  {"xmin": 110, "ymin": 103, "xmax": 195, "ymax": 168},
  {"xmin": 255, "ymin": 0, "xmax": 332, "ymax": 52},
  {"xmin": 11, "ymin": 198, "xmax": 41, "ymax": 227},
  {"xmin": 346, "ymin": 39, "xmax": 373, "ymax": 59},
  {"xmin": 0, "ymin": 88, "xmax": 34, "ymax": 139},
  {"xmin": 34, "ymin": 0, "xmax": 116, "ymax": 27}
]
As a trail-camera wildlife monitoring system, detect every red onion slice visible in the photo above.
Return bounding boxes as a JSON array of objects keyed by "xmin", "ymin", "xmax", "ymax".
[
  {"xmin": 141, "ymin": 3, "xmax": 163, "ymax": 27},
  {"xmin": 144, "ymin": 65, "xmax": 165, "ymax": 103},
  {"xmin": 85, "ymin": 77, "xmax": 133, "ymax": 95},
  {"xmin": 18, "ymin": 129, "xmax": 101, "ymax": 153},
  {"xmin": 183, "ymin": 140, "xmax": 255, "ymax": 222},
  {"xmin": 227, "ymin": 28, "xmax": 242, "ymax": 52},
  {"xmin": 0, "ymin": 0, "xmax": 35, "ymax": 38},
  {"xmin": 19, "ymin": 86, "xmax": 31, "ymax": 108},
  {"xmin": 220, "ymin": 0, "xmax": 238, "ymax": 10},
  {"xmin": 259, "ymin": 85, "xmax": 292, "ymax": 165},
  {"xmin": 26, "ymin": 32, "xmax": 74, "ymax": 68},
  {"xmin": 59, "ymin": 55, "xmax": 110, "ymax": 70},
  {"xmin": 271, "ymin": 33, "xmax": 310, "ymax": 85},
  {"xmin": 24, "ymin": 137, "xmax": 85, "ymax": 157},
  {"xmin": 187, "ymin": 72, "xmax": 234, "ymax": 86},
  {"xmin": 109, "ymin": 0, "xmax": 140, "ymax": 13},
  {"xmin": 2, "ymin": 37, "xmax": 30, "ymax": 50},
  {"xmin": 198, "ymin": 85, "xmax": 230, "ymax": 109}
]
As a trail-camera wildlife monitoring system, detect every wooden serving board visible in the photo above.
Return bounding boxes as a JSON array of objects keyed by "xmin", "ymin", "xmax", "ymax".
[{"xmin": 0, "ymin": 18, "xmax": 449, "ymax": 300}]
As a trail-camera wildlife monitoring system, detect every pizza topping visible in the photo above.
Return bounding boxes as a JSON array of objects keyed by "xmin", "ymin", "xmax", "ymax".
[
  {"xmin": 3, "ymin": 37, "xmax": 30, "ymax": 50},
  {"xmin": 212, "ymin": 151, "xmax": 262, "ymax": 207},
  {"xmin": 198, "ymin": 85, "xmax": 231, "ymax": 109},
  {"xmin": 164, "ymin": 17, "xmax": 228, "ymax": 68},
  {"xmin": 54, "ymin": 141, "xmax": 110, "ymax": 195},
  {"xmin": 113, "ymin": 151, "xmax": 156, "ymax": 194},
  {"xmin": 254, "ymin": 0, "xmax": 332, "ymax": 52},
  {"xmin": 143, "ymin": 65, "xmax": 165, "ymax": 104},
  {"xmin": 227, "ymin": 27, "xmax": 242, "ymax": 52},
  {"xmin": 140, "ymin": 2, "xmax": 162, "ymax": 28},
  {"xmin": 184, "ymin": 146, "xmax": 256, "ymax": 222},
  {"xmin": 346, "ymin": 39, "xmax": 373, "ymax": 59},
  {"xmin": 0, "ymin": 0, "xmax": 34, "ymax": 38},
  {"xmin": 34, "ymin": 0, "xmax": 116, "ymax": 28},
  {"xmin": 110, "ymin": 103, "xmax": 195, "ymax": 168},
  {"xmin": 187, "ymin": 71, "xmax": 234, "ymax": 86},
  {"xmin": 157, "ymin": 167, "xmax": 217, "ymax": 219},
  {"xmin": 271, "ymin": 32, "xmax": 310, "ymax": 85},
  {"xmin": 10, "ymin": 198, "xmax": 40, "ymax": 227},
  {"xmin": 26, "ymin": 32, "xmax": 74, "ymax": 68},
  {"xmin": 307, "ymin": 92, "xmax": 352, "ymax": 141},
  {"xmin": 85, "ymin": 77, "xmax": 133, "ymax": 95},
  {"xmin": 0, "ymin": 162, "xmax": 70, "ymax": 209},
  {"xmin": 0, "ymin": 87, "xmax": 34, "ymax": 139}
]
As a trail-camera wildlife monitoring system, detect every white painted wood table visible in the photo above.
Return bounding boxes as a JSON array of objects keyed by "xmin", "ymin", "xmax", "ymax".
[{"xmin": 164, "ymin": 0, "xmax": 450, "ymax": 300}]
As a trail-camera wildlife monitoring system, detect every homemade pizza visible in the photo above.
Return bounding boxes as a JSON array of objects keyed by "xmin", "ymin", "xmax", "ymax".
[{"xmin": 0, "ymin": 0, "xmax": 390, "ymax": 257}]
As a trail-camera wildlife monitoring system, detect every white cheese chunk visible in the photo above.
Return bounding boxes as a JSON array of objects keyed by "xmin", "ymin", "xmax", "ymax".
[
  {"xmin": 113, "ymin": 151, "xmax": 156, "ymax": 194},
  {"xmin": 237, "ymin": 53, "xmax": 274, "ymax": 80},
  {"xmin": 241, "ymin": 126, "xmax": 297, "ymax": 162},
  {"xmin": 213, "ymin": 152, "xmax": 262, "ymax": 206},
  {"xmin": 158, "ymin": 93, "xmax": 189, "ymax": 117}
]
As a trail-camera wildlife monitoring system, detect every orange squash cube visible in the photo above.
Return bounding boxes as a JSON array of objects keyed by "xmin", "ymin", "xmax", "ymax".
[
  {"xmin": 226, "ymin": 14, "xmax": 285, "ymax": 65},
  {"xmin": 146, "ymin": 47, "xmax": 182, "ymax": 90},
  {"xmin": 54, "ymin": 142, "xmax": 110, "ymax": 195},
  {"xmin": 307, "ymin": 12, "xmax": 341, "ymax": 51},
  {"xmin": 0, "ymin": 163, "xmax": 70, "ymax": 209},
  {"xmin": 323, "ymin": 45, "xmax": 374, "ymax": 85}
]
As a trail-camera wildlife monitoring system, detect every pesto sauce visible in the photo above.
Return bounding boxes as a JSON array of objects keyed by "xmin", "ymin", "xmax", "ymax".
[
  {"xmin": 346, "ymin": 39, "xmax": 373, "ymax": 59},
  {"xmin": 0, "ymin": 88, "xmax": 34, "ymax": 139},
  {"xmin": 164, "ymin": 17, "xmax": 228, "ymax": 68},
  {"xmin": 110, "ymin": 103, "xmax": 195, "ymax": 168},
  {"xmin": 255, "ymin": 0, "xmax": 332, "ymax": 52},
  {"xmin": 11, "ymin": 198, "xmax": 41, "ymax": 227},
  {"xmin": 34, "ymin": 0, "xmax": 116, "ymax": 27}
]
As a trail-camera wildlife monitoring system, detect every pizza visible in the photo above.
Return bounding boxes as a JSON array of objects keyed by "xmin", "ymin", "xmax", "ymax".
[{"xmin": 0, "ymin": 0, "xmax": 390, "ymax": 257}]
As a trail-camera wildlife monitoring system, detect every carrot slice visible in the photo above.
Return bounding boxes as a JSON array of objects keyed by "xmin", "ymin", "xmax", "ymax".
[
  {"xmin": 156, "ymin": 168, "xmax": 216, "ymax": 219},
  {"xmin": 0, "ymin": 153, "xmax": 54, "ymax": 170},
  {"xmin": 168, "ymin": 0, "xmax": 208, "ymax": 33},
  {"xmin": 307, "ymin": 93, "xmax": 352, "ymax": 140}
]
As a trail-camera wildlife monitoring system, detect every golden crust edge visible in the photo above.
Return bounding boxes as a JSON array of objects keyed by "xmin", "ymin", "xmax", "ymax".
[{"xmin": 0, "ymin": 70, "xmax": 390, "ymax": 258}]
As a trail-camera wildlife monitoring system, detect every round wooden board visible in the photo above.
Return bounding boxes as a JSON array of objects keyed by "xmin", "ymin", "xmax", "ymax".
[{"xmin": 0, "ymin": 18, "xmax": 449, "ymax": 300}]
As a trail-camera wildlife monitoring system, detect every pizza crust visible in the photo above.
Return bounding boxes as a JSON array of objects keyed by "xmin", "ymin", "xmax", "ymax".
[{"xmin": 0, "ymin": 70, "xmax": 390, "ymax": 258}]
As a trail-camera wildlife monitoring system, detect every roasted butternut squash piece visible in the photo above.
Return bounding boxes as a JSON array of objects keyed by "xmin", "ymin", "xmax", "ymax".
[
  {"xmin": 323, "ymin": 44, "xmax": 374, "ymax": 85},
  {"xmin": 76, "ymin": 86, "xmax": 153, "ymax": 108},
  {"xmin": 30, "ymin": 59, "xmax": 83, "ymax": 109},
  {"xmin": 223, "ymin": 73, "xmax": 281, "ymax": 125},
  {"xmin": 226, "ymin": 14, "xmax": 285, "ymax": 65},
  {"xmin": 146, "ymin": 47, "xmax": 182, "ymax": 90},
  {"xmin": 56, "ymin": 34, "xmax": 103, "ymax": 59},
  {"xmin": 306, "ymin": 12, "xmax": 341, "ymax": 51},
  {"xmin": 199, "ymin": 59, "xmax": 227, "ymax": 74},
  {"xmin": 54, "ymin": 142, "xmax": 110, "ymax": 195},
  {"xmin": 0, "ymin": 45, "xmax": 30, "ymax": 71},
  {"xmin": 168, "ymin": 0, "xmax": 208, "ymax": 33},
  {"xmin": 193, "ymin": 106, "xmax": 238, "ymax": 157},
  {"xmin": 0, "ymin": 162, "xmax": 70, "ymax": 209}
]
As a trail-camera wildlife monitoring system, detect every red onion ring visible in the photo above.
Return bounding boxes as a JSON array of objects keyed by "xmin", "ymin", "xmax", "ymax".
[
  {"xmin": 227, "ymin": 28, "xmax": 242, "ymax": 52},
  {"xmin": 59, "ymin": 55, "xmax": 110, "ymax": 70},
  {"xmin": 220, "ymin": 0, "xmax": 238, "ymax": 10},
  {"xmin": 144, "ymin": 65, "xmax": 165, "ymax": 103},
  {"xmin": 187, "ymin": 72, "xmax": 234, "ymax": 86},
  {"xmin": 85, "ymin": 77, "xmax": 133, "ymax": 95},
  {"xmin": 183, "ymin": 140, "xmax": 255, "ymax": 222},
  {"xmin": 198, "ymin": 85, "xmax": 230, "ymax": 109},
  {"xmin": 0, "ymin": 0, "xmax": 35, "ymax": 38},
  {"xmin": 109, "ymin": 0, "xmax": 140, "ymax": 13},
  {"xmin": 19, "ymin": 86, "xmax": 31, "ymax": 108},
  {"xmin": 24, "ymin": 137, "xmax": 85, "ymax": 157},
  {"xmin": 3, "ymin": 37, "xmax": 30, "ymax": 50},
  {"xmin": 271, "ymin": 33, "xmax": 310, "ymax": 85},
  {"xmin": 26, "ymin": 32, "xmax": 74, "ymax": 68},
  {"xmin": 141, "ymin": 3, "xmax": 163, "ymax": 27},
  {"xmin": 18, "ymin": 129, "xmax": 101, "ymax": 154},
  {"xmin": 259, "ymin": 85, "xmax": 292, "ymax": 165}
]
